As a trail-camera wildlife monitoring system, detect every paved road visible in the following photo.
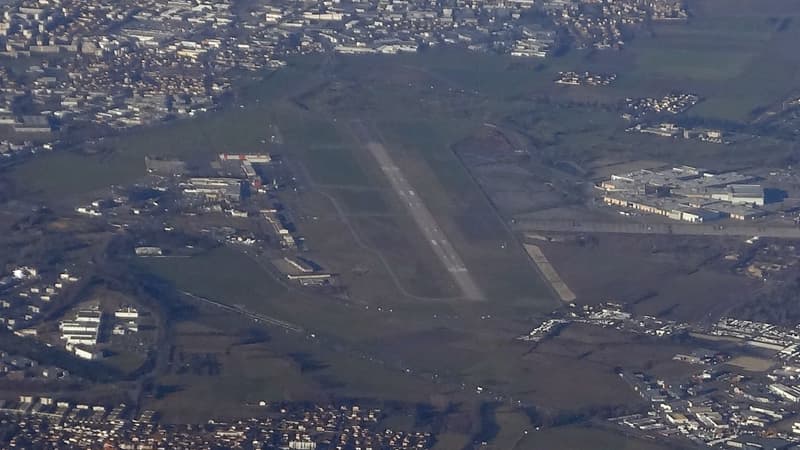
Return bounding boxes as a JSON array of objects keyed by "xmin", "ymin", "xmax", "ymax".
[
  {"xmin": 350, "ymin": 120, "xmax": 485, "ymax": 301},
  {"xmin": 513, "ymin": 219, "xmax": 800, "ymax": 239},
  {"xmin": 180, "ymin": 290, "xmax": 304, "ymax": 333},
  {"xmin": 523, "ymin": 244, "xmax": 576, "ymax": 303}
]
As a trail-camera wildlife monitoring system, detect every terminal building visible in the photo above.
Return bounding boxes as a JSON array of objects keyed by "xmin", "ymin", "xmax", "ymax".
[{"xmin": 600, "ymin": 166, "xmax": 765, "ymax": 222}]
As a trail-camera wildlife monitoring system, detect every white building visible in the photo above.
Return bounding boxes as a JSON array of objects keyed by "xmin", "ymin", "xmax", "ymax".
[
  {"xmin": 768, "ymin": 383, "xmax": 800, "ymax": 402},
  {"xmin": 114, "ymin": 307, "xmax": 139, "ymax": 320},
  {"xmin": 60, "ymin": 307, "xmax": 101, "ymax": 347},
  {"xmin": 727, "ymin": 184, "xmax": 765, "ymax": 206},
  {"xmin": 69, "ymin": 344, "xmax": 100, "ymax": 361},
  {"xmin": 12, "ymin": 267, "xmax": 37, "ymax": 279}
]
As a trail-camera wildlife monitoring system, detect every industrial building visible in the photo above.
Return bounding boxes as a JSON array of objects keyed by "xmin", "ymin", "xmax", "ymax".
[
  {"xmin": 218, "ymin": 153, "xmax": 271, "ymax": 164},
  {"xmin": 286, "ymin": 273, "xmax": 333, "ymax": 287},
  {"xmin": 114, "ymin": 307, "xmax": 139, "ymax": 320},
  {"xmin": 59, "ymin": 307, "xmax": 102, "ymax": 359},
  {"xmin": 13, "ymin": 115, "xmax": 52, "ymax": 133},
  {"xmin": 182, "ymin": 178, "xmax": 242, "ymax": 202},
  {"xmin": 113, "ymin": 307, "xmax": 139, "ymax": 335},
  {"xmin": 218, "ymin": 153, "xmax": 271, "ymax": 188},
  {"xmin": 271, "ymin": 257, "xmax": 332, "ymax": 286},
  {"xmin": 261, "ymin": 209, "xmax": 296, "ymax": 248},
  {"xmin": 71, "ymin": 345, "xmax": 100, "ymax": 361},
  {"xmin": 284, "ymin": 257, "xmax": 315, "ymax": 273},
  {"xmin": 144, "ymin": 156, "xmax": 187, "ymax": 175},
  {"xmin": 603, "ymin": 194, "xmax": 722, "ymax": 223},
  {"xmin": 768, "ymin": 384, "xmax": 800, "ymax": 403},
  {"xmin": 134, "ymin": 246, "xmax": 162, "ymax": 256},
  {"xmin": 726, "ymin": 184, "xmax": 765, "ymax": 206},
  {"xmin": 602, "ymin": 166, "xmax": 758, "ymax": 193},
  {"xmin": 600, "ymin": 166, "xmax": 766, "ymax": 222}
]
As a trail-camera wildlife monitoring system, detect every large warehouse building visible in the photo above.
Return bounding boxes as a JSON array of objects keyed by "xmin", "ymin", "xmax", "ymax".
[
  {"xmin": 600, "ymin": 166, "xmax": 765, "ymax": 222},
  {"xmin": 726, "ymin": 184, "xmax": 765, "ymax": 206}
]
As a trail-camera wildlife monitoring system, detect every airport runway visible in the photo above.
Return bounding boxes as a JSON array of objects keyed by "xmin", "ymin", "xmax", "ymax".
[
  {"xmin": 523, "ymin": 244, "xmax": 576, "ymax": 303},
  {"xmin": 351, "ymin": 120, "xmax": 485, "ymax": 301},
  {"xmin": 513, "ymin": 219, "xmax": 800, "ymax": 239}
]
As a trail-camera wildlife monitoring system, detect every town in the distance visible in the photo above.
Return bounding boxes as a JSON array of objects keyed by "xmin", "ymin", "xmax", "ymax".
[{"xmin": 2, "ymin": 0, "xmax": 800, "ymax": 448}]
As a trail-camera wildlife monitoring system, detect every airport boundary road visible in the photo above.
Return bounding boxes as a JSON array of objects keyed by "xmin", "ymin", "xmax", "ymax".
[{"xmin": 513, "ymin": 219, "xmax": 800, "ymax": 238}]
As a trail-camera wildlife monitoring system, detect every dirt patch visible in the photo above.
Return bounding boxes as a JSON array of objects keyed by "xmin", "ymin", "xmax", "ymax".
[{"xmin": 726, "ymin": 355, "xmax": 775, "ymax": 372}]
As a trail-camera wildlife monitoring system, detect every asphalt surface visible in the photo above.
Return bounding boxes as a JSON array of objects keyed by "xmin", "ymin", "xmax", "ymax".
[
  {"xmin": 523, "ymin": 244, "xmax": 576, "ymax": 303},
  {"xmin": 351, "ymin": 120, "xmax": 484, "ymax": 301},
  {"xmin": 513, "ymin": 219, "xmax": 800, "ymax": 238},
  {"xmin": 180, "ymin": 290, "xmax": 304, "ymax": 333}
]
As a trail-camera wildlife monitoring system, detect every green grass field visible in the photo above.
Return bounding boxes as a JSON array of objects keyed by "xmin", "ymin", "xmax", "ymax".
[
  {"xmin": 136, "ymin": 241, "xmax": 646, "ymax": 418},
  {"xmin": 622, "ymin": 0, "xmax": 800, "ymax": 121},
  {"xmin": 298, "ymin": 145, "xmax": 373, "ymax": 187},
  {"xmin": 350, "ymin": 214, "xmax": 461, "ymax": 299},
  {"xmin": 140, "ymin": 246, "xmax": 289, "ymax": 309},
  {"xmin": 627, "ymin": 17, "xmax": 773, "ymax": 81},
  {"xmin": 329, "ymin": 187, "xmax": 391, "ymax": 214},
  {"xmin": 516, "ymin": 425, "xmax": 685, "ymax": 450}
]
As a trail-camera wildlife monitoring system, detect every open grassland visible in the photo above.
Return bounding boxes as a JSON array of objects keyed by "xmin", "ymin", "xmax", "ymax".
[
  {"xmin": 350, "ymin": 214, "xmax": 461, "ymax": 299},
  {"xmin": 627, "ymin": 17, "xmax": 773, "ymax": 82},
  {"xmin": 138, "ymin": 245, "xmax": 432, "ymax": 342},
  {"xmin": 623, "ymin": 0, "xmax": 800, "ymax": 121},
  {"xmin": 140, "ymin": 246, "xmax": 289, "ymax": 311},
  {"xmin": 515, "ymin": 425, "xmax": 686, "ymax": 450},
  {"xmin": 335, "ymin": 48, "xmax": 580, "ymax": 100},
  {"xmin": 473, "ymin": 405, "xmax": 678, "ymax": 450},
  {"xmin": 537, "ymin": 235, "xmax": 760, "ymax": 322},
  {"xmin": 145, "ymin": 309, "xmax": 451, "ymax": 423},
  {"xmin": 299, "ymin": 145, "xmax": 372, "ymax": 187},
  {"xmin": 137, "ymin": 242, "xmax": 664, "ymax": 419},
  {"xmin": 328, "ymin": 187, "xmax": 391, "ymax": 214},
  {"xmin": 276, "ymin": 190, "xmax": 421, "ymax": 304}
]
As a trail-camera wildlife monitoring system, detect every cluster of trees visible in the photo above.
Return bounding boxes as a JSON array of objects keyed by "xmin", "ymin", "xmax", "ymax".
[
  {"xmin": 524, "ymin": 403, "xmax": 644, "ymax": 428},
  {"xmin": 733, "ymin": 275, "xmax": 800, "ymax": 326}
]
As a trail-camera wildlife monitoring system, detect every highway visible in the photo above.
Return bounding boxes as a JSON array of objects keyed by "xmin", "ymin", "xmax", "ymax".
[
  {"xmin": 350, "ymin": 120, "xmax": 485, "ymax": 301},
  {"xmin": 513, "ymin": 219, "xmax": 800, "ymax": 239}
]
